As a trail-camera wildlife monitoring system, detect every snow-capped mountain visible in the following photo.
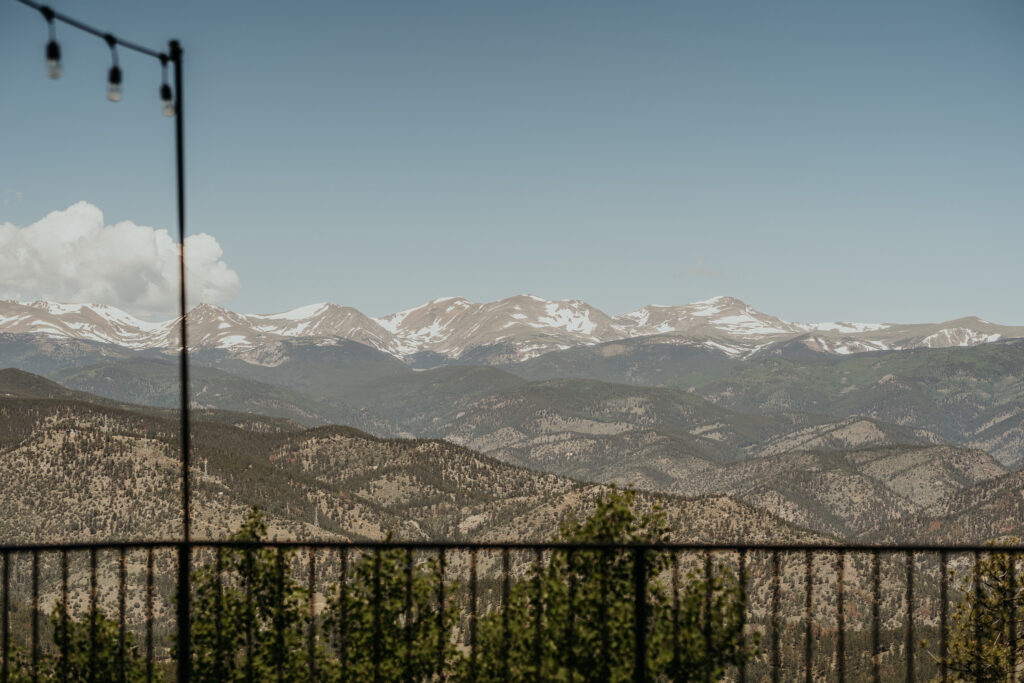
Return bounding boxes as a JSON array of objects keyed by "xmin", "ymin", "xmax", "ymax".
[
  {"xmin": 614, "ymin": 296, "xmax": 799, "ymax": 339},
  {"xmin": 181, "ymin": 302, "xmax": 394, "ymax": 352},
  {"xmin": 1, "ymin": 296, "xmax": 1022, "ymax": 363},
  {"xmin": 378, "ymin": 295, "xmax": 618, "ymax": 358},
  {"xmin": 0, "ymin": 300, "xmax": 395, "ymax": 352},
  {"xmin": 0, "ymin": 300, "xmax": 172, "ymax": 349}
]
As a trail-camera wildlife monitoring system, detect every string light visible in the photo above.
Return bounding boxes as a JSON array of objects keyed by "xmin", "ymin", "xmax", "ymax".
[
  {"xmin": 160, "ymin": 55, "xmax": 175, "ymax": 116},
  {"xmin": 104, "ymin": 34, "xmax": 122, "ymax": 102},
  {"xmin": 24, "ymin": 2, "xmax": 179, "ymax": 116},
  {"xmin": 41, "ymin": 6, "xmax": 61, "ymax": 79}
]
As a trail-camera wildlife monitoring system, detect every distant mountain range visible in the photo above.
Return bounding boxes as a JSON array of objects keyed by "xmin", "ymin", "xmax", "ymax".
[
  {"xmin": 2, "ymin": 295, "xmax": 1022, "ymax": 363},
  {"xmin": 3, "ymin": 294, "xmax": 1021, "ymax": 519},
  {"xmin": 3, "ymin": 366, "xmax": 1020, "ymax": 545},
  {"xmin": 0, "ymin": 368, "xmax": 815, "ymax": 546}
]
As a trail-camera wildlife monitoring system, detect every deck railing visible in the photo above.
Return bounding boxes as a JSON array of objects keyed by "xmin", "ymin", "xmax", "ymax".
[{"xmin": 0, "ymin": 539, "xmax": 1020, "ymax": 681}]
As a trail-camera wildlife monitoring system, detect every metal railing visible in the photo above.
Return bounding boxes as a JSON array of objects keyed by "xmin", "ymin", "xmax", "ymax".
[{"xmin": 0, "ymin": 539, "xmax": 1020, "ymax": 681}]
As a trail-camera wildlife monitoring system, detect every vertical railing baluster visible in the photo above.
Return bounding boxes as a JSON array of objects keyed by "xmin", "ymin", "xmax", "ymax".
[
  {"xmin": 61, "ymin": 551, "xmax": 69, "ymax": 683},
  {"xmin": 501, "ymin": 548, "xmax": 510, "ymax": 682},
  {"xmin": 566, "ymin": 550, "xmax": 576, "ymax": 683},
  {"xmin": 214, "ymin": 550, "xmax": 224, "ymax": 680},
  {"xmin": 601, "ymin": 549, "xmax": 611, "ymax": 682},
  {"xmin": 469, "ymin": 548, "xmax": 478, "ymax": 682},
  {"xmin": 1009, "ymin": 551, "xmax": 1018, "ymax": 683},
  {"xmin": 275, "ymin": 549, "xmax": 285, "ymax": 683},
  {"xmin": 939, "ymin": 550, "xmax": 948, "ymax": 683},
  {"xmin": 245, "ymin": 549, "xmax": 254, "ymax": 683},
  {"xmin": 973, "ymin": 551, "xmax": 982, "ymax": 681},
  {"xmin": 905, "ymin": 552, "xmax": 914, "ymax": 682},
  {"xmin": 338, "ymin": 548, "xmax": 348, "ymax": 683},
  {"xmin": 703, "ymin": 550, "xmax": 712, "ymax": 683},
  {"xmin": 31, "ymin": 550, "xmax": 39, "ymax": 683},
  {"xmin": 634, "ymin": 547, "xmax": 648, "ymax": 683},
  {"xmin": 89, "ymin": 548, "xmax": 98, "ymax": 681},
  {"xmin": 404, "ymin": 548, "xmax": 413, "ymax": 683},
  {"xmin": 771, "ymin": 550, "xmax": 780, "ymax": 683},
  {"xmin": 1, "ymin": 552, "xmax": 7, "ymax": 683},
  {"xmin": 804, "ymin": 551, "xmax": 813, "ymax": 683},
  {"xmin": 836, "ymin": 550, "xmax": 845, "ymax": 683},
  {"xmin": 373, "ymin": 549, "xmax": 382, "ymax": 683},
  {"xmin": 146, "ymin": 549, "xmax": 154, "ymax": 683},
  {"xmin": 308, "ymin": 549, "xmax": 317, "ymax": 681},
  {"xmin": 738, "ymin": 549, "xmax": 747, "ymax": 683},
  {"xmin": 119, "ymin": 548, "xmax": 127, "ymax": 683},
  {"xmin": 671, "ymin": 552, "xmax": 680, "ymax": 678},
  {"xmin": 437, "ymin": 548, "xmax": 446, "ymax": 680},
  {"xmin": 533, "ymin": 548, "xmax": 543, "ymax": 680},
  {"xmin": 871, "ymin": 551, "xmax": 880, "ymax": 683}
]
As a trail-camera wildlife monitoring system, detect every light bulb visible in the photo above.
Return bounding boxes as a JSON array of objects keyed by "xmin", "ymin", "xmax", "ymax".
[
  {"xmin": 160, "ymin": 83, "xmax": 175, "ymax": 117},
  {"xmin": 107, "ymin": 66, "xmax": 122, "ymax": 102},
  {"xmin": 46, "ymin": 40, "xmax": 61, "ymax": 79}
]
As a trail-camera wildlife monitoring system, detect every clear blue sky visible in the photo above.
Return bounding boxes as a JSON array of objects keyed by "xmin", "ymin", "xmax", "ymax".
[{"xmin": 2, "ymin": 0, "xmax": 1022, "ymax": 323}]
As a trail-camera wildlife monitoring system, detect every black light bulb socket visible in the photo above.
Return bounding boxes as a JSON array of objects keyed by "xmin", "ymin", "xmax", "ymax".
[
  {"xmin": 160, "ymin": 83, "xmax": 172, "ymax": 103},
  {"xmin": 46, "ymin": 40, "xmax": 60, "ymax": 62},
  {"xmin": 108, "ymin": 65, "xmax": 122, "ymax": 85}
]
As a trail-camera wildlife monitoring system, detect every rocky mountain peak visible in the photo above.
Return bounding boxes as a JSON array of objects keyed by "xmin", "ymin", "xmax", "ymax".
[
  {"xmin": 2, "ymin": 296, "xmax": 1022, "ymax": 363},
  {"xmin": 613, "ymin": 295, "xmax": 797, "ymax": 339}
]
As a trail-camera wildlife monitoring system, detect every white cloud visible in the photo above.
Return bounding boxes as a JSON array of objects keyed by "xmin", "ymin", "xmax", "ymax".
[{"xmin": 0, "ymin": 201, "xmax": 240, "ymax": 318}]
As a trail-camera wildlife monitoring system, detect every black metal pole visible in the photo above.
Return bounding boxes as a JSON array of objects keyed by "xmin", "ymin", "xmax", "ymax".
[
  {"xmin": 170, "ymin": 38, "xmax": 192, "ymax": 683},
  {"xmin": 633, "ymin": 547, "xmax": 648, "ymax": 683}
]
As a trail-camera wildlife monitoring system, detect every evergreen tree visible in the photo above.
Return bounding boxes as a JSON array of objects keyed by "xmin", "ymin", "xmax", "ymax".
[
  {"xmin": 943, "ymin": 543, "xmax": 1023, "ymax": 681},
  {"xmin": 44, "ymin": 605, "xmax": 147, "ymax": 682},
  {"xmin": 185, "ymin": 508, "xmax": 326, "ymax": 681},
  {"xmin": 469, "ymin": 489, "xmax": 755, "ymax": 681},
  {"xmin": 17, "ymin": 496, "xmax": 758, "ymax": 680},
  {"xmin": 322, "ymin": 544, "xmax": 457, "ymax": 681}
]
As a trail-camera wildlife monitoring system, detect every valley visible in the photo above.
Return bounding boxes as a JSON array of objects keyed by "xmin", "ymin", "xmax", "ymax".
[{"xmin": 1, "ymin": 294, "xmax": 1022, "ymax": 547}]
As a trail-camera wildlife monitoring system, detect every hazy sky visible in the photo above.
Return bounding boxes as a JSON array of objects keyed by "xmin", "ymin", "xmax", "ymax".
[{"xmin": 2, "ymin": 1, "xmax": 1022, "ymax": 323}]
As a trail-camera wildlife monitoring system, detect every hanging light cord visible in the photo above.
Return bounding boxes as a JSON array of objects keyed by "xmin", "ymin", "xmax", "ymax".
[
  {"xmin": 16, "ymin": 0, "xmax": 168, "ymax": 60},
  {"xmin": 42, "ymin": 6, "xmax": 56, "ymax": 40},
  {"xmin": 161, "ymin": 55, "xmax": 173, "ymax": 98},
  {"xmin": 105, "ymin": 33, "xmax": 120, "ymax": 68}
]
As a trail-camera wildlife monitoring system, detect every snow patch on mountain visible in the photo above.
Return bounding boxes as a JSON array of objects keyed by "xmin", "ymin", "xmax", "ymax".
[
  {"xmin": 251, "ymin": 302, "xmax": 331, "ymax": 321},
  {"xmin": 537, "ymin": 301, "xmax": 599, "ymax": 337},
  {"xmin": 919, "ymin": 328, "xmax": 1001, "ymax": 348},
  {"xmin": 1, "ymin": 296, "xmax": 1021, "ymax": 363},
  {"xmin": 688, "ymin": 296, "xmax": 731, "ymax": 317},
  {"xmin": 796, "ymin": 337, "xmax": 892, "ymax": 355},
  {"xmin": 800, "ymin": 321, "xmax": 890, "ymax": 334},
  {"xmin": 613, "ymin": 296, "xmax": 798, "ymax": 339}
]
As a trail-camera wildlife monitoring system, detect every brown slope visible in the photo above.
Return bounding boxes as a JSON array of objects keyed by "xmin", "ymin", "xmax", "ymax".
[
  {"xmin": 881, "ymin": 468, "xmax": 1024, "ymax": 544},
  {"xmin": 0, "ymin": 394, "xmax": 821, "ymax": 547},
  {"xmin": 639, "ymin": 444, "xmax": 1006, "ymax": 540}
]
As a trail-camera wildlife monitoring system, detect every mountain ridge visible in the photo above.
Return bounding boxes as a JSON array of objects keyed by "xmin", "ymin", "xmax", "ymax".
[
  {"xmin": 4, "ymin": 368, "xmax": 1014, "ymax": 544},
  {"xmin": 3, "ymin": 295, "xmax": 1023, "ymax": 364},
  {"xmin": 0, "ymin": 375, "xmax": 823, "ymax": 545}
]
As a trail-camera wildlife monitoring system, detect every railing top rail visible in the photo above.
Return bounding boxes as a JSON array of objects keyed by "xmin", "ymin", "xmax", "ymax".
[{"xmin": 1, "ymin": 539, "xmax": 1022, "ymax": 554}]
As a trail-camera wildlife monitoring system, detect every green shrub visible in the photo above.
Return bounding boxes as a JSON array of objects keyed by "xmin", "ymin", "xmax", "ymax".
[{"xmin": 468, "ymin": 489, "xmax": 756, "ymax": 681}]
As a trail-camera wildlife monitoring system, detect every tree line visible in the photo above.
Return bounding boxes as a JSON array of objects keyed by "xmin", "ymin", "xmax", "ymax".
[{"xmin": 4, "ymin": 491, "xmax": 1021, "ymax": 680}]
